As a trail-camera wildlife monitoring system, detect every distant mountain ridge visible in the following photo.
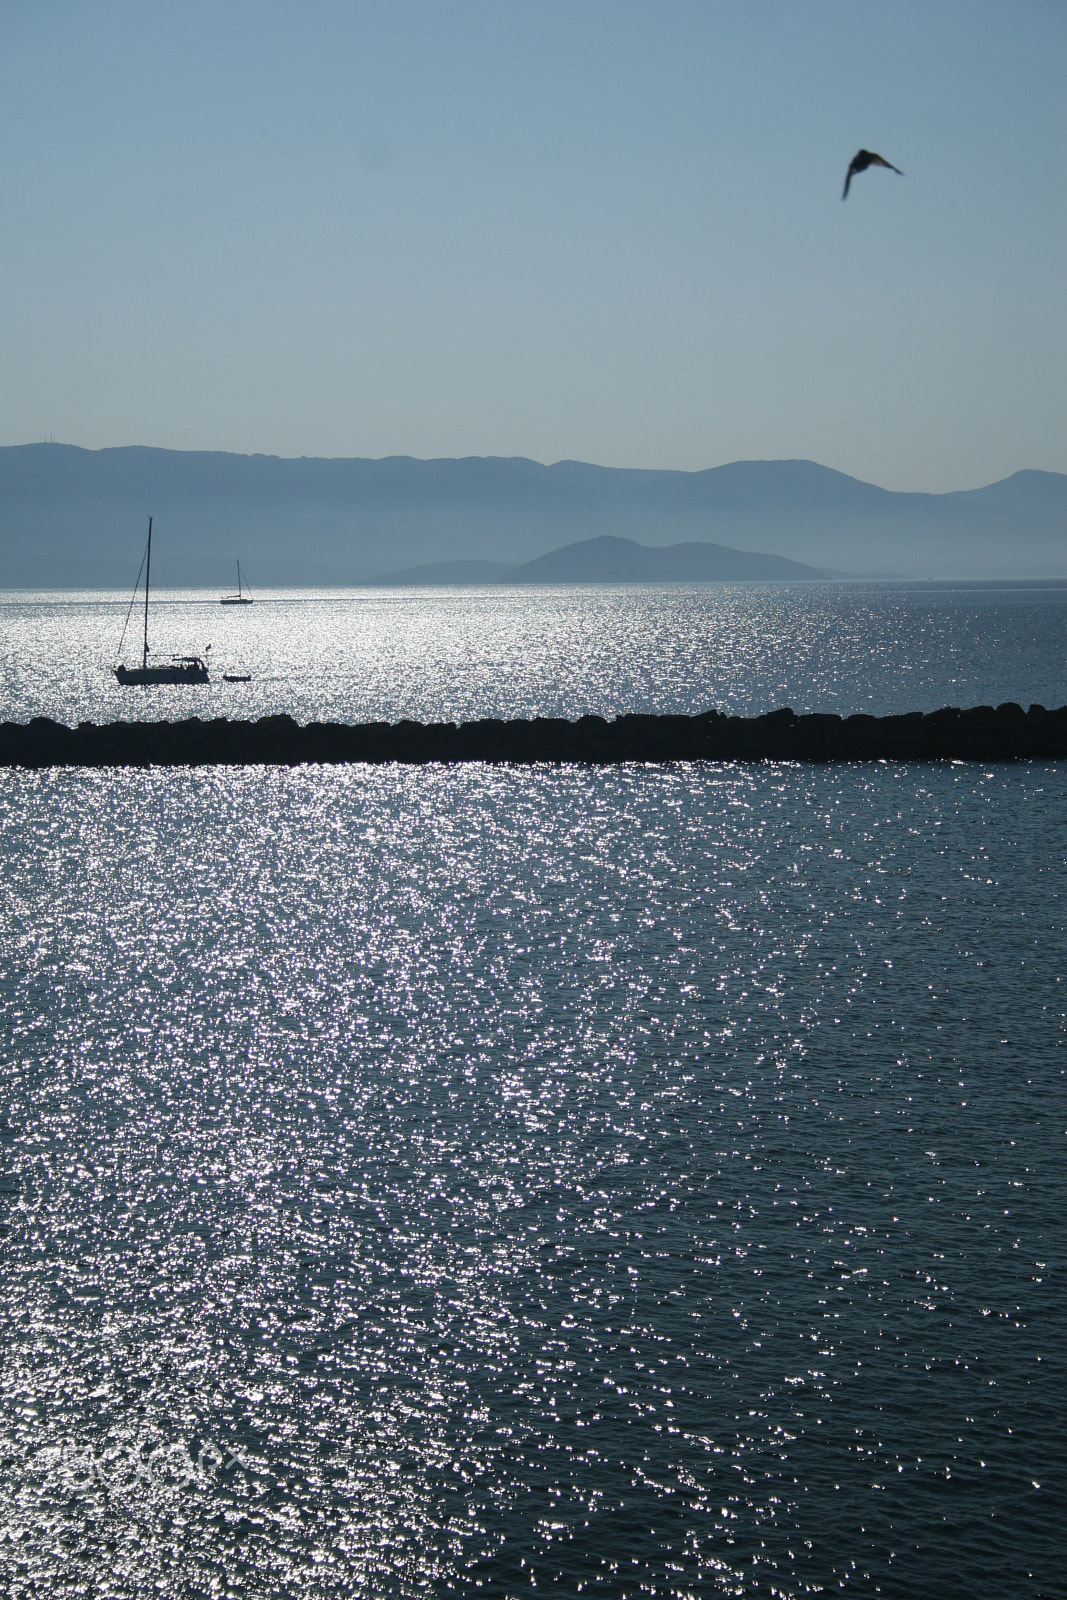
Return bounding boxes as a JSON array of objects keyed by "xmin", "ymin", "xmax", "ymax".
[{"xmin": 0, "ymin": 443, "xmax": 1063, "ymax": 585}]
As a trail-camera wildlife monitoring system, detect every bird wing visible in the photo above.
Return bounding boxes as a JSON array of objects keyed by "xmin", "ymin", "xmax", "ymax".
[{"xmin": 843, "ymin": 149, "xmax": 903, "ymax": 197}]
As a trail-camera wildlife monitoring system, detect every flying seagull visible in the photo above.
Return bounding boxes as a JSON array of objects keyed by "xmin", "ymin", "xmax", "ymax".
[{"xmin": 842, "ymin": 149, "xmax": 903, "ymax": 199}]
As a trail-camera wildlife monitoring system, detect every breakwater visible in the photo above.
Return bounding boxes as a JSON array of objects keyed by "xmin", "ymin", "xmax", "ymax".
[{"xmin": 2, "ymin": 703, "xmax": 1066, "ymax": 767}]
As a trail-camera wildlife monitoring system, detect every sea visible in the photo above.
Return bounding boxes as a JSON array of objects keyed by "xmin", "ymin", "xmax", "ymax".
[{"xmin": 1, "ymin": 581, "xmax": 1065, "ymax": 1598}]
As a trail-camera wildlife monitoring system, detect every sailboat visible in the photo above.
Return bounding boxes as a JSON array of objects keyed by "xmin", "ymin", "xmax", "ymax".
[
  {"xmin": 220, "ymin": 560, "xmax": 253, "ymax": 605},
  {"xmin": 114, "ymin": 517, "xmax": 210, "ymax": 686}
]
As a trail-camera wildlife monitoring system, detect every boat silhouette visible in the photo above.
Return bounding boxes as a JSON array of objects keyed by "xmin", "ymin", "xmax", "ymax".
[
  {"xmin": 220, "ymin": 560, "xmax": 253, "ymax": 605},
  {"xmin": 113, "ymin": 517, "xmax": 210, "ymax": 686}
]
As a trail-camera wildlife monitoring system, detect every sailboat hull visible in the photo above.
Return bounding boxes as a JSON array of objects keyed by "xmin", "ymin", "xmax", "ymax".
[{"xmin": 115, "ymin": 659, "xmax": 209, "ymax": 686}]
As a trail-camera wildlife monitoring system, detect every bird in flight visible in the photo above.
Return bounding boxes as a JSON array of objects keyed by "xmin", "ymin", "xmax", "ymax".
[{"xmin": 842, "ymin": 149, "xmax": 903, "ymax": 199}]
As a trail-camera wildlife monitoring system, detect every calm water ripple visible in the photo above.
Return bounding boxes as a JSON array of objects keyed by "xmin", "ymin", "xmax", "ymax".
[
  {"xmin": 3, "ymin": 582, "xmax": 1067, "ymax": 725},
  {"xmin": 1, "ymin": 762, "xmax": 1063, "ymax": 1596}
]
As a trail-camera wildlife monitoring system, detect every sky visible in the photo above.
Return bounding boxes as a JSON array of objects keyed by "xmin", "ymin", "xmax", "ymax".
[{"xmin": 0, "ymin": 1, "xmax": 1064, "ymax": 490}]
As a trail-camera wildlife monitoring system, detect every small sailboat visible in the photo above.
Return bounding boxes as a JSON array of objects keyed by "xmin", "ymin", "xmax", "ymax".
[
  {"xmin": 220, "ymin": 560, "xmax": 253, "ymax": 605},
  {"xmin": 114, "ymin": 517, "xmax": 210, "ymax": 686}
]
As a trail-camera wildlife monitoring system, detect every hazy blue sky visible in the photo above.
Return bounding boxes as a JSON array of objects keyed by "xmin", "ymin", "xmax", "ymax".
[{"xmin": 1, "ymin": 1, "xmax": 1064, "ymax": 488}]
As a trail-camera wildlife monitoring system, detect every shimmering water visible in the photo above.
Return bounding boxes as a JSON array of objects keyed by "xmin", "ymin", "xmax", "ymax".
[
  {"xmin": 3, "ymin": 581, "xmax": 1067, "ymax": 725},
  {"xmin": 1, "ymin": 762, "xmax": 1063, "ymax": 1597}
]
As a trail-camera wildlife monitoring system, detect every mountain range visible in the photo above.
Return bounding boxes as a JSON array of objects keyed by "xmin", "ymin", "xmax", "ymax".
[{"xmin": 0, "ymin": 444, "xmax": 1063, "ymax": 586}]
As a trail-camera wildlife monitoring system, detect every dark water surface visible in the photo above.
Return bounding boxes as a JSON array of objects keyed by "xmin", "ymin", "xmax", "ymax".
[{"xmin": 1, "ymin": 762, "xmax": 1063, "ymax": 1596}]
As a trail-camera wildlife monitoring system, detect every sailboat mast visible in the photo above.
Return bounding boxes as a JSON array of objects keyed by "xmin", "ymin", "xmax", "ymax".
[
  {"xmin": 143, "ymin": 517, "xmax": 152, "ymax": 671},
  {"xmin": 237, "ymin": 559, "xmax": 241, "ymax": 600}
]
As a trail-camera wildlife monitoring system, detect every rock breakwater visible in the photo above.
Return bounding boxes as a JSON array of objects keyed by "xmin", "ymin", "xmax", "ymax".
[{"xmin": 2, "ymin": 704, "xmax": 1066, "ymax": 768}]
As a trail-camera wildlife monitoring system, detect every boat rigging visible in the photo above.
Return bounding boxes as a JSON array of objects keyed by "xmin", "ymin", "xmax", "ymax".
[
  {"xmin": 114, "ymin": 517, "xmax": 210, "ymax": 686},
  {"xmin": 220, "ymin": 560, "xmax": 253, "ymax": 605}
]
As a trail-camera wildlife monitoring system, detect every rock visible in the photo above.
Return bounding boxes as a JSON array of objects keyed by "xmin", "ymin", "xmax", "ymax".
[{"xmin": 1, "ymin": 705, "xmax": 1065, "ymax": 768}]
